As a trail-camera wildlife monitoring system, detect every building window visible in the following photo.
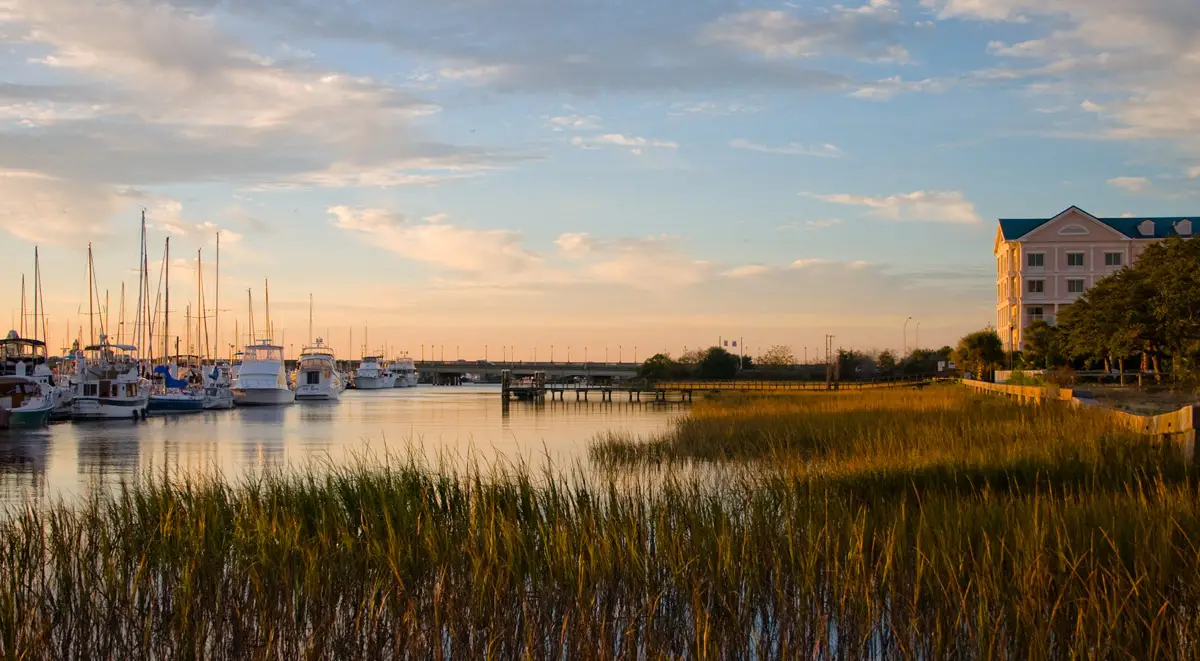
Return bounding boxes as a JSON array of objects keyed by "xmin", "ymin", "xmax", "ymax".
[
  {"xmin": 1027, "ymin": 279, "xmax": 1045, "ymax": 294},
  {"xmin": 1067, "ymin": 252, "xmax": 1085, "ymax": 267},
  {"xmin": 1028, "ymin": 306, "xmax": 1044, "ymax": 322},
  {"xmin": 1027, "ymin": 253, "xmax": 1045, "ymax": 268},
  {"xmin": 1104, "ymin": 252, "xmax": 1123, "ymax": 266},
  {"xmin": 1067, "ymin": 279, "xmax": 1085, "ymax": 294}
]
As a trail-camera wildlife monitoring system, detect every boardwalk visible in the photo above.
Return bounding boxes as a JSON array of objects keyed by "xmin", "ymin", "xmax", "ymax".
[{"xmin": 501, "ymin": 373, "xmax": 935, "ymax": 403}]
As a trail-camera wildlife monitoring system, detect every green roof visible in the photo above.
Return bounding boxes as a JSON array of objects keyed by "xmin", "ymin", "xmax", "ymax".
[{"xmin": 999, "ymin": 206, "xmax": 1194, "ymax": 241}]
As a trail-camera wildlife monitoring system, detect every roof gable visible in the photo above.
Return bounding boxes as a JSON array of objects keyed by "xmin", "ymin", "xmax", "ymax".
[{"xmin": 997, "ymin": 205, "xmax": 1198, "ymax": 241}]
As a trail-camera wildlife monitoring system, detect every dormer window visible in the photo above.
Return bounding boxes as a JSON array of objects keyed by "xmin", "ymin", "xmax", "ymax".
[
  {"xmin": 1058, "ymin": 224, "xmax": 1089, "ymax": 236},
  {"xmin": 1176, "ymin": 219, "xmax": 1192, "ymax": 236},
  {"xmin": 1138, "ymin": 220, "xmax": 1155, "ymax": 236}
]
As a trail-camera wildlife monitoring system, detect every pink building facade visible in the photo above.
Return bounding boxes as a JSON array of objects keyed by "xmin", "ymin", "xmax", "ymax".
[{"xmin": 995, "ymin": 206, "xmax": 1193, "ymax": 351}]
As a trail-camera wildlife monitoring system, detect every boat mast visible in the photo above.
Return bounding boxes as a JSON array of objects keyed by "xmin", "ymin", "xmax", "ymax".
[
  {"xmin": 164, "ymin": 237, "xmax": 170, "ymax": 364},
  {"xmin": 198, "ymin": 249, "xmax": 209, "ymax": 361},
  {"xmin": 215, "ymin": 232, "xmax": 220, "ymax": 360},
  {"xmin": 34, "ymin": 247, "xmax": 45, "ymax": 345},
  {"xmin": 117, "ymin": 283, "xmax": 125, "ymax": 346},
  {"xmin": 20, "ymin": 275, "xmax": 26, "ymax": 337},
  {"xmin": 264, "ymin": 279, "xmax": 271, "ymax": 342},
  {"xmin": 247, "ymin": 289, "xmax": 255, "ymax": 345},
  {"xmin": 87, "ymin": 242, "xmax": 94, "ymax": 346}
]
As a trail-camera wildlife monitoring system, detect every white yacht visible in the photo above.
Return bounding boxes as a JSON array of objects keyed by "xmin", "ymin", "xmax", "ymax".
[
  {"xmin": 1, "ymin": 330, "xmax": 71, "ymax": 419},
  {"xmin": 354, "ymin": 356, "xmax": 394, "ymax": 389},
  {"xmin": 231, "ymin": 341, "xmax": 295, "ymax": 406},
  {"xmin": 293, "ymin": 338, "xmax": 346, "ymax": 401},
  {"xmin": 70, "ymin": 334, "xmax": 150, "ymax": 420},
  {"xmin": 203, "ymin": 361, "xmax": 235, "ymax": 410},
  {"xmin": 390, "ymin": 357, "xmax": 419, "ymax": 388}
]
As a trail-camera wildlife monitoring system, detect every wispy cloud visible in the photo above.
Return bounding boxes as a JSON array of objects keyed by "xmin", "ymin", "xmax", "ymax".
[
  {"xmin": 730, "ymin": 139, "xmax": 844, "ymax": 158},
  {"xmin": 1107, "ymin": 176, "xmax": 1151, "ymax": 193},
  {"xmin": 546, "ymin": 114, "xmax": 601, "ymax": 131},
  {"xmin": 805, "ymin": 190, "xmax": 981, "ymax": 224},
  {"xmin": 571, "ymin": 133, "xmax": 678, "ymax": 154}
]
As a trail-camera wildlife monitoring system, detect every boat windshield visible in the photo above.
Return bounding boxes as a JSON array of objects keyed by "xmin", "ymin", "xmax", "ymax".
[
  {"xmin": 1, "ymin": 337, "xmax": 48, "ymax": 364},
  {"xmin": 299, "ymin": 357, "xmax": 333, "ymax": 370},
  {"xmin": 244, "ymin": 344, "xmax": 284, "ymax": 362},
  {"xmin": 301, "ymin": 347, "xmax": 336, "ymax": 359}
]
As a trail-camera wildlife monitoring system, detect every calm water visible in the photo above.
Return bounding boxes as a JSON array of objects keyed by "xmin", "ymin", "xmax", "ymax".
[{"xmin": 0, "ymin": 385, "xmax": 682, "ymax": 510}]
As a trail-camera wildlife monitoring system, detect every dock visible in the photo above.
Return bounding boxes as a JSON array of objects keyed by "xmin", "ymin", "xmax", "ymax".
[{"xmin": 500, "ymin": 372, "xmax": 934, "ymax": 404}]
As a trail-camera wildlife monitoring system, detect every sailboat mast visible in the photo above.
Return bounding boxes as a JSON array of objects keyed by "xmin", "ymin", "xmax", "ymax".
[
  {"xmin": 118, "ymin": 283, "xmax": 125, "ymax": 345},
  {"xmin": 164, "ymin": 237, "xmax": 170, "ymax": 363},
  {"xmin": 34, "ymin": 247, "xmax": 45, "ymax": 344},
  {"xmin": 87, "ymin": 243, "xmax": 94, "ymax": 346},
  {"xmin": 247, "ymin": 289, "xmax": 255, "ymax": 344},
  {"xmin": 264, "ymin": 279, "xmax": 271, "ymax": 342},
  {"xmin": 215, "ymin": 232, "xmax": 220, "ymax": 359},
  {"xmin": 196, "ymin": 250, "xmax": 201, "ymax": 361},
  {"xmin": 20, "ymin": 275, "xmax": 26, "ymax": 337}
]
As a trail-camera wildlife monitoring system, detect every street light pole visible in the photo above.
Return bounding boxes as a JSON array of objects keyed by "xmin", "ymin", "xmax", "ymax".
[
  {"xmin": 915, "ymin": 322, "xmax": 920, "ymax": 353},
  {"xmin": 903, "ymin": 316, "xmax": 912, "ymax": 357}
]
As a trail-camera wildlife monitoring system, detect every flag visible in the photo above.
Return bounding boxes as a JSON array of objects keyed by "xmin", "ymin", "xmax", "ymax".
[
  {"xmin": 732, "ymin": 340, "xmax": 738, "ymax": 348},
  {"xmin": 723, "ymin": 340, "xmax": 728, "ymax": 347}
]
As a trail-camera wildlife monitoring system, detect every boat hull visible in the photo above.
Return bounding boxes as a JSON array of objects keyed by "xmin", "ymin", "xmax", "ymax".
[
  {"xmin": 295, "ymin": 386, "xmax": 340, "ymax": 401},
  {"xmin": 148, "ymin": 394, "xmax": 206, "ymax": 413},
  {"xmin": 6, "ymin": 405, "xmax": 54, "ymax": 427},
  {"xmin": 203, "ymin": 389, "xmax": 235, "ymax": 410},
  {"xmin": 355, "ymin": 376, "xmax": 393, "ymax": 390},
  {"xmin": 72, "ymin": 396, "xmax": 150, "ymax": 421},
  {"xmin": 233, "ymin": 388, "xmax": 295, "ymax": 406}
]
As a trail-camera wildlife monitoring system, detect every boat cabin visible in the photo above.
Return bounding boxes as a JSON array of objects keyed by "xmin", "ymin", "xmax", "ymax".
[
  {"xmin": 0, "ymin": 376, "xmax": 41, "ymax": 411},
  {"xmin": 1, "ymin": 331, "xmax": 49, "ymax": 376}
]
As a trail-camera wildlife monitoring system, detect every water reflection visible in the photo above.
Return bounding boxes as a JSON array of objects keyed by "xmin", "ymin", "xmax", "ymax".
[{"xmin": 0, "ymin": 385, "xmax": 681, "ymax": 511}]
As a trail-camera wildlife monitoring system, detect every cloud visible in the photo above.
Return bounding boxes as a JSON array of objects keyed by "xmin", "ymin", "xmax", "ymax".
[
  {"xmin": 931, "ymin": 0, "xmax": 1200, "ymax": 160},
  {"xmin": 1107, "ymin": 176, "xmax": 1151, "ymax": 193},
  {"xmin": 329, "ymin": 206, "xmax": 542, "ymax": 275},
  {"xmin": 668, "ymin": 101, "xmax": 763, "ymax": 116},
  {"xmin": 0, "ymin": 0, "xmax": 509, "ymax": 243},
  {"xmin": 555, "ymin": 233, "xmax": 713, "ymax": 288},
  {"xmin": 1187, "ymin": 166, "xmax": 1200, "ymax": 179},
  {"xmin": 0, "ymin": 169, "xmax": 118, "ymax": 243},
  {"xmin": 805, "ymin": 190, "xmax": 982, "ymax": 224},
  {"xmin": 699, "ymin": 5, "xmax": 909, "ymax": 62},
  {"xmin": 729, "ymin": 139, "xmax": 844, "ymax": 157},
  {"xmin": 851, "ymin": 76, "xmax": 946, "ymax": 100},
  {"xmin": 167, "ymin": 0, "xmax": 852, "ymax": 94},
  {"xmin": 790, "ymin": 258, "xmax": 835, "ymax": 269},
  {"xmin": 571, "ymin": 133, "xmax": 678, "ymax": 154},
  {"xmin": 721, "ymin": 264, "xmax": 771, "ymax": 278},
  {"xmin": 546, "ymin": 114, "xmax": 602, "ymax": 131}
]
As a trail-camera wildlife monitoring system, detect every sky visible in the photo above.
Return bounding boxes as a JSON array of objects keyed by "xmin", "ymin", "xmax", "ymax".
[{"xmin": 1, "ymin": 0, "xmax": 1198, "ymax": 362}]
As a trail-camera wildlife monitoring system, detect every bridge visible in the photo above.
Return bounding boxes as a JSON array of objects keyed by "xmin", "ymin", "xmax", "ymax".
[{"xmin": 414, "ymin": 360, "xmax": 641, "ymax": 384}]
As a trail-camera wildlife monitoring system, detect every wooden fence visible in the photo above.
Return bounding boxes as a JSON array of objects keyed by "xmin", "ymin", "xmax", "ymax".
[{"xmin": 963, "ymin": 379, "xmax": 1197, "ymax": 442}]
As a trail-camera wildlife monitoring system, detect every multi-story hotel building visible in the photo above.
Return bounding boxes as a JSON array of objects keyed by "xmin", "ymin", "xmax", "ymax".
[{"xmin": 995, "ymin": 206, "xmax": 1193, "ymax": 351}]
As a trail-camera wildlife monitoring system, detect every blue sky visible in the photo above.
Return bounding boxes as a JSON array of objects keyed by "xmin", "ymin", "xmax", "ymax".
[{"xmin": 1, "ymin": 0, "xmax": 1198, "ymax": 360}]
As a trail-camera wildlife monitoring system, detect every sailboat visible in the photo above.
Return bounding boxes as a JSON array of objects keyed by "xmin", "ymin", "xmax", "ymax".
[
  {"xmin": 71, "ymin": 243, "xmax": 149, "ymax": 420},
  {"xmin": 231, "ymin": 281, "xmax": 295, "ymax": 406},
  {"xmin": 3, "ymin": 249, "xmax": 71, "ymax": 418},
  {"xmin": 147, "ymin": 237, "xmax": 205, "ymax": 413},
  {"xmin": 202, "ymin": 237, "xmax": 234, "ymax": 409}
]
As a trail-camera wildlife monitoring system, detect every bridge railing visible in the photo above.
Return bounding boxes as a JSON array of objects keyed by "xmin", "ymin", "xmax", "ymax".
[{"xmin": 658, "ymin": 375, "xmax": 936, "ymax": 391}]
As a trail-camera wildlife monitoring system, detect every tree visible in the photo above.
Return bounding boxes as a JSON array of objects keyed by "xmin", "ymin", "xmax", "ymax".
[
  {"xmin": 678, "ymin": 349, "xmax": 705, "ymax": 365},
  {"xmin": 698, "ymin": 346, "xmax": 739, "ymax": 379},
  {"xmin": 639, "ymin": 353, "xmax": 677, "ymax": 381},
  {"xmin": 952, "ymin": 329, "xmax": 1005, "ymax": 380},
  {"xmin": 1021, "ymin": 320, "xmax": 1064, "ymax": 369},
  {"xmin": 757, "ymin": 344, "xmax": 796, "ymax": 367},
  {"xmin": 877, "ymin": 350, "xmax": 897, "ymax": 373}
]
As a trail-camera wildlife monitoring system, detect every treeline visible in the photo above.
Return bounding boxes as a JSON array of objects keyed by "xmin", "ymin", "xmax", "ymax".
[
  {"xmin": 638, "ymin": 345, "xmax": 953, "ymax": 382},
  {"xmin": 1027, "ymin": 237, "xmax": 1200, "ymax": 380}
]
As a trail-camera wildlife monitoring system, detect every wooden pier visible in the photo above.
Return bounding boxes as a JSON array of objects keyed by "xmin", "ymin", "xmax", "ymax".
[{"xmin": 500, "ymin": 371, "xmax": 933, "ymax": 404}]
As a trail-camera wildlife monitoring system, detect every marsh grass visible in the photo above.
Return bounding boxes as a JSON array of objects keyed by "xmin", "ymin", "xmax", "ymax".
[{"xmin": 3, "ymin": 386, "xmax": 1200, "ymax": 658}]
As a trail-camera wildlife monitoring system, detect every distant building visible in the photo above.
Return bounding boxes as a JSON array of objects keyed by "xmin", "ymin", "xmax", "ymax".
[{"xmin": 995, "ymin": 206, "xmax": 1193, "ymax": 351}]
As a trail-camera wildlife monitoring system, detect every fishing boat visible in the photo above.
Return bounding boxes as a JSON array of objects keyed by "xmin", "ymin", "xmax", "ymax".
[
  {"xmin": 0, "ymin": 375, "xmax": 56, "ymax": 427},
  {"xmin": 389, "ymin": 356, "xmax": 419, "ymax": 388},
  {"xmin": 293, "ymin": 338, "xmax": 345, "ymax": 401},
  {"xmin": 202, "ymin": 361, "xmax": 235, "ymax": 410},
  {"xmin": 1, "ymin": 331, "xmax": 70, "ymax": 419},
  {"xmin": 70, "ymin": 334, "xmax": 150, "ymax": 420},
  {"xmin": 355, "ymin": 356, "xmax": 394, "ymax": 389},
  {"xmin": 231, "ymin": 341, "xmax": 295, "ymax": 406}
]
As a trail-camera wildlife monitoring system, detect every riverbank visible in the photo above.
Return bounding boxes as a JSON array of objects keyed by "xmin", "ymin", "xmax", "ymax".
[{"xmin": 3, "ymin": 385, "xmax": 1199, "ymax": 658}]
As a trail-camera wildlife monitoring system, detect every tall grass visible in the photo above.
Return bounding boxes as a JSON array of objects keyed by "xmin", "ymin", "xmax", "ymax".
[{"xmin": 2, "ymin": 385, "xmax": 1199, "ymax": 658}]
